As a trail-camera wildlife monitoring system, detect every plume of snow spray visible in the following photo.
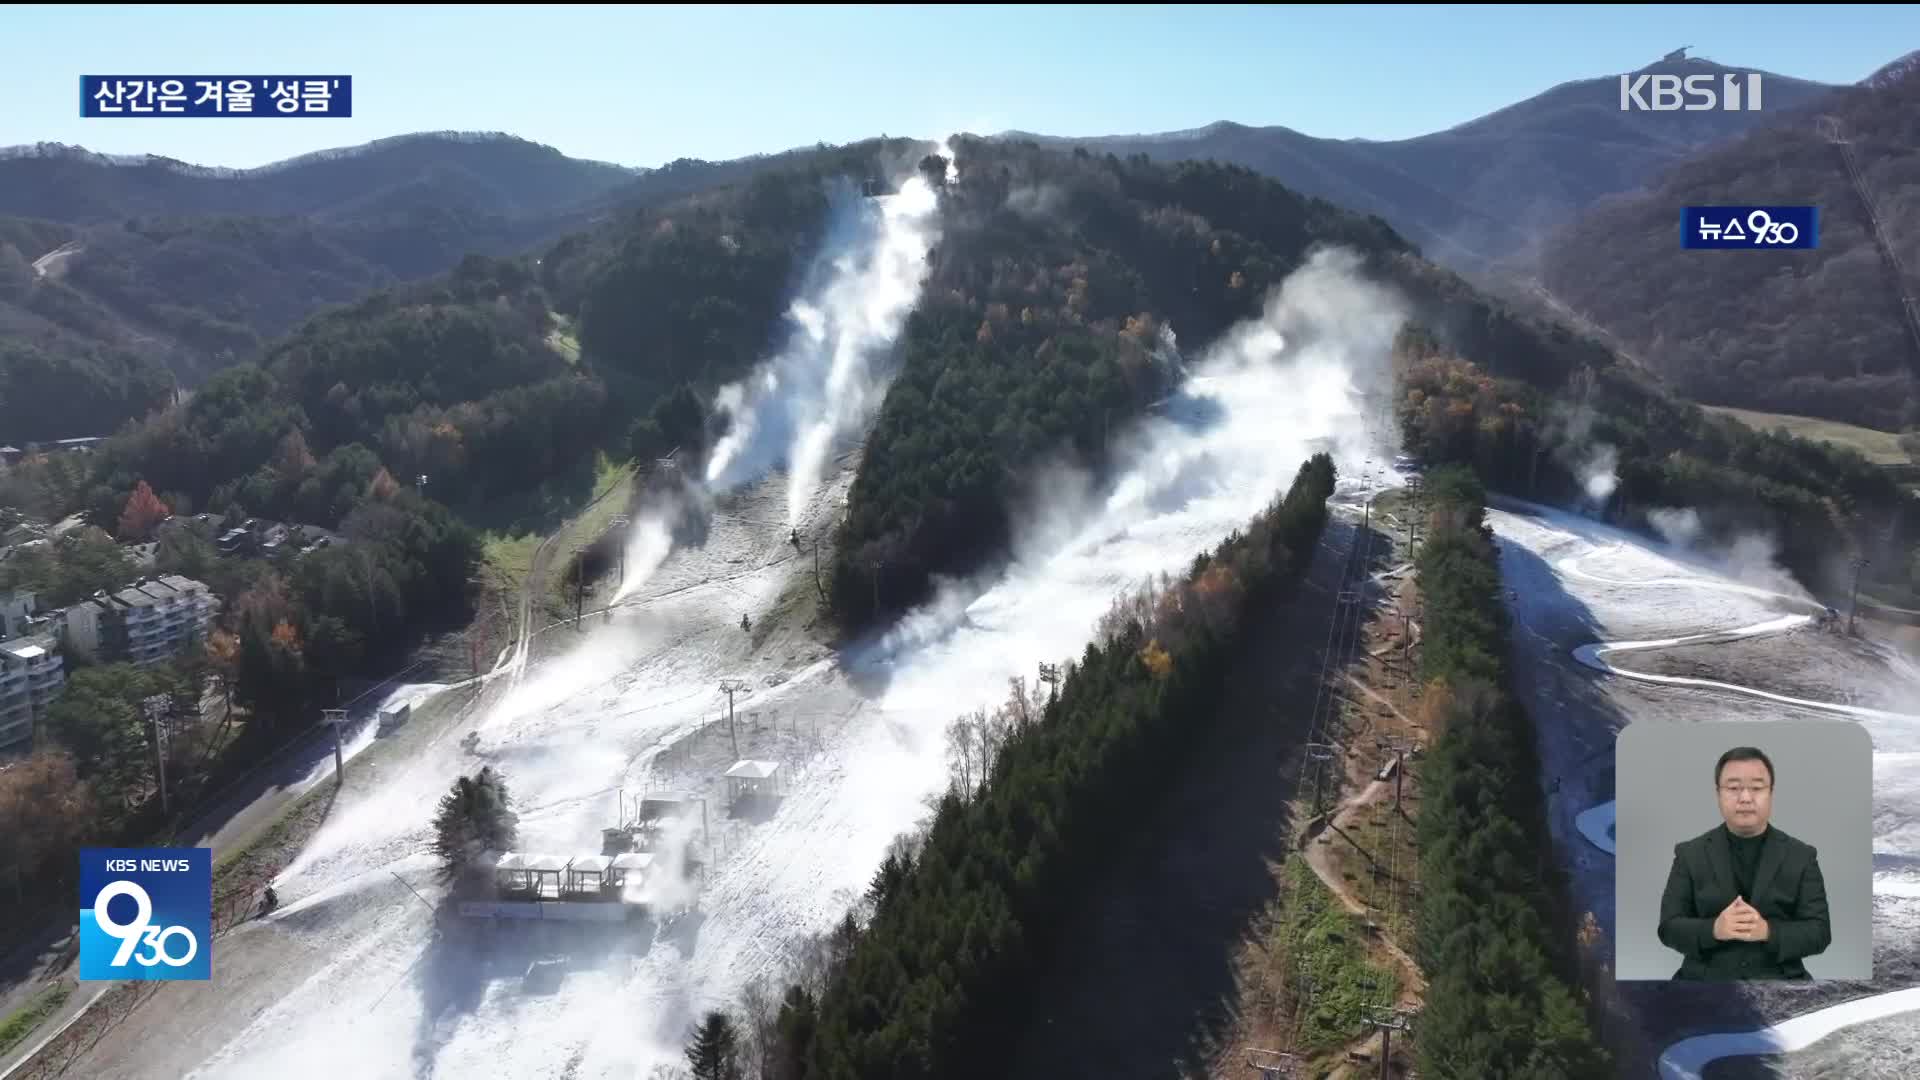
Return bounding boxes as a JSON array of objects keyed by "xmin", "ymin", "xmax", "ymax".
[
  {"xmin": 1646, "ymin": 506, "xmax": 1808, "ymax": 599},
  {"xmin": 704, "ymin": 143, "xmax": 953, "ymax": 530},
  {"xmin": 869, "ymin": 246, "xmax": 1405, "ymax": 668},
  {"xmin": 1581, "ymin": 444, "xmax": 1620, "ymax": 504},
  {"xmin": 610, "ymin": 486, "xmax": 689, "ymax": 605}
]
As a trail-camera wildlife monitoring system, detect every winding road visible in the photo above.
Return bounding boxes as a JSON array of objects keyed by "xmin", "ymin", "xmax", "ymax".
[{"xmin": 1535, "ymin": 535, "xmax": 1920, "ymax": 1079}]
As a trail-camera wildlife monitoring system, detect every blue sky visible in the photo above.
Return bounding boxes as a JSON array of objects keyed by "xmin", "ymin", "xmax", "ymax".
[{"xmin": 3, "ymin": 4, "xmax": 1913, "ymax": 170}]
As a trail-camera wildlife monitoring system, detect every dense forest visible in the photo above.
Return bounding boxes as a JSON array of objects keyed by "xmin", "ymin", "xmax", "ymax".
[
  {"xmin": 1410, "ymin": 465, "xmax": 1609, "ymax": 1079},
  {"xmin": 830, "ymin": 136, "xmax": 1408, "ymax": 624},
  {"xmin": 1535, "ymin": 69, "xmax": 1920, "ymax": 430},
  {"xmin": 1392, "ymin": 322, "xmax": 1920, "ymax": 600},
  {"xmin": 687, "ymin": 454, "xmax": 1337, "ymax": 1078},
  {"xmin": 0, "ymin": 133, "xmax": 858, "ymax": 442}
]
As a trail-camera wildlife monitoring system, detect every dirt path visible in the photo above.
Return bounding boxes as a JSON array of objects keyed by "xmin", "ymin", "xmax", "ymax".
[
  {"xmin": 1300, "ymin": 772, "xmax": 1425, "ymax": 1080},
  {"xmin": 1298, "ymin": 781, "xmax": 1425, "ymax": 1000}
]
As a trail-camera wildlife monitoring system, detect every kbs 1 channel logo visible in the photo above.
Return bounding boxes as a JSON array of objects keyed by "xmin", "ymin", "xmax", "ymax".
[
  {"xmin": 80, "ymin": 848, "xmax": 212, "ymax": 981},
  {"xmin": 1620, "ymin": 71, "xmax": 1763, "ymax": 112}
]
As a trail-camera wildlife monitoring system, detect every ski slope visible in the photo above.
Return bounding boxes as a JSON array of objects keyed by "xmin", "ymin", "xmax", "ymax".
[
  {"xmin": 36, "ymin": 229, "xmax": 1413, "ymax": 1077},
  {"xmin": 1488, "ymin": 502, "xmax": 1920, "ymax": 1078}
]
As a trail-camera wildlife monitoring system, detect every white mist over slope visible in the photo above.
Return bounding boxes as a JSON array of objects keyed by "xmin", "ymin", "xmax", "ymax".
[
  {"xmin": 609, "ymin": 147, "xmax": 949, "ymax": 605},
  {"xmin": 175, "ymin": 243, "xmax": 1409, "ymax": 1080},
  {"xmin": 871, "ymin": 245, "xmax": 1403, "ymax": 711},
  {"xmin": 704, "ymin": 151, "xmax": 950, "ymax": 528}
]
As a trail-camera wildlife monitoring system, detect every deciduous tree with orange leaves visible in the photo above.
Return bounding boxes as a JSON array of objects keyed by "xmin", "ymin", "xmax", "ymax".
[{"xmin": 116, "ymin": 480, "xmax": 170, "ymax": 541}]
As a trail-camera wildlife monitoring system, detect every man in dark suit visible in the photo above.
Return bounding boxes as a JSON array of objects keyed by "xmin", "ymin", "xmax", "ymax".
[{"xmin": 1657, "ymin": 746, "xmax": 1832, "ymax": 980}]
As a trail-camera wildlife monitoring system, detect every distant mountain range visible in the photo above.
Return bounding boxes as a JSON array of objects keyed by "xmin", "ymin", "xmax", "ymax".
[
  {"xmin": 1529, "ymin": 56, "xmax": 1920, "ymax": 431},
  {"xmin": 998, "ymin": 56, "xmax": 1841, "ymax": 270},
  {"xmin": 0, "ymin": 132, "xmax": 855, "ymax": 442},
  {"xmin": 3, "ymin": 50, "xmax": 1913, "ymax": 445}
]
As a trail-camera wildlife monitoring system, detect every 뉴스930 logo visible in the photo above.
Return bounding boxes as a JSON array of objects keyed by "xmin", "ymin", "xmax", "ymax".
[
  {"xmin": 1620, "ymin": 72, "xmax": 1763, "ymax": 111},
  {"xmin": 80, "ymin": 847, "xmax": 212, "ymax": 981}
]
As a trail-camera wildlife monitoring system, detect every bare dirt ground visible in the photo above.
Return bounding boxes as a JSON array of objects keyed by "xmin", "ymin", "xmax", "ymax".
[{"xmin": 1294, "ymin": 570, "xmax": 1426, "ymax": 1080}]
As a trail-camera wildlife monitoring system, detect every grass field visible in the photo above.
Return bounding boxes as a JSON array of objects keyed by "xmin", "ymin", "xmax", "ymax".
[
  {"xmin": 0, "ymin": 985, "xmax": 70, "ymax": 1058},
  {"xmin": 1703, "ymin": 405, "xmax": 1914, "ymax": 467},
  {"xmin": 477, "ymin": 453, "xmax": 632, "ymax": 598},
  {"xmin": 547, "ymin": 312, "xmax": 581, "ymax": 366}
]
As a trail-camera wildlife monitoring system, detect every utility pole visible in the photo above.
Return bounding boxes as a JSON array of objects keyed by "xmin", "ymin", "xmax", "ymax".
[
  {"xmin": 143, "ymin": 693, "xmax": 172, "ymax": 815},
  {"xmin": 1362, "ymin": 1006, "xmax": 1416, "ymax": 1080},
  {"xmin": 611, "ymin": 516, "xmax": 630, "ymax": 582},
  {"xmin": 1305, "ymin": 741, "xmax": 1339, "ymax": 819},
  {"xmin": 1848, "ymin": 556, "xmax": 1870, "ymax": 635},
  {"xmin": 573, "ymin": 545, "xmax": 587, "ymax": 630},
  {"xmin": 323, "ymin": 708, "xmax": 347, "ymax": 786},
  {"xmin": 870, "ymin": 558, "xmax": 883, "ymax": 617},
  {"xmin": 1377, "ymin": 737, "xmax": 1416, "ymax": 811},
  {"xmin": 1406, "ymin": 475, "xmax": 1423, "ymax": 552},
  {"xmin": 718, "ymin": 679, "xmax": 749, "ymax": 761}
]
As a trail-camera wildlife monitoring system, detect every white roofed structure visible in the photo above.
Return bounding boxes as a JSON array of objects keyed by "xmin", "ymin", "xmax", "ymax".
[
  {"xmin": 723, "ymin": 759, "xmax": 780, "ymax": 781},
  {"xmin": 563, "ymin": 854, "xmax": 613, "ymax": 896},
  {"xmin": 723, "ymin": 759, "xmax": 784, "ymax": 809},
  {"xmin": 493, "ymin": 852, "xmax": 569, "ymax": 899}
]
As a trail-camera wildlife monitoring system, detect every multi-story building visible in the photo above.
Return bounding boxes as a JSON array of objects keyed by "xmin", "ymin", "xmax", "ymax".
[
  {"xmin": 0, "ymin": 635, "xmax": 64, "ymax": 755},
  {"xmin": 101, "ymin": 576, "xmax": 218, "ymax": 667},
  {"xmin": 1, "ymin": 590, "xmax": 34, "ymax": 640},
  {"xmin": 57, "ymin": 575, "xmax": 219, "ymax": 667}
]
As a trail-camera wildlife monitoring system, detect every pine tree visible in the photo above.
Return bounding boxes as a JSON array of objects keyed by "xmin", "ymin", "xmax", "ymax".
[
  {"xmin": 685, "ymin": 1010, "xmax": 742, "ymax": 1080},
  {"xmin": 430, "ymin": 766, "xmax": 519, "ymax": 879}
]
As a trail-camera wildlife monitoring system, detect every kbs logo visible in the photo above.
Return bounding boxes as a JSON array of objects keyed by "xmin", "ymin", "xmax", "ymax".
[
  {"xmin": 1620, "ymin": 72, "xmax": 1763, "ymax": 112},
  {"xmin": 79, "ymin": 848, "xmax": 212, "ymax": 981}
]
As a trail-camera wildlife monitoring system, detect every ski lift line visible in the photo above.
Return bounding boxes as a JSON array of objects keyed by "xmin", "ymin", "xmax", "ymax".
[{"xmin": 1823, "ymin": 116, "xmax": 1920, "ymax": 362}]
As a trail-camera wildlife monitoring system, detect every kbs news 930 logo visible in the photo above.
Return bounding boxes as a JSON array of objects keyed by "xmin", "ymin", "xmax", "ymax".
[{"xmin": 79, "ymin": 848, "xmax": 212, "ymax": 981}]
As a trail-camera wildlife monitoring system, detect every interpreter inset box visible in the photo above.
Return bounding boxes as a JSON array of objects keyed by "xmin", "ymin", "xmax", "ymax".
[{"xmin": 1614, "ymin": 721, "xmax": 1872, "ymax": 982}]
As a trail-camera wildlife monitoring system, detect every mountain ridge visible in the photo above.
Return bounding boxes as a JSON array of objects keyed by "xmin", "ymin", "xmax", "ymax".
[{"xmin": 990, "ymin": 57, "xmax": 1848, "ymax": 270}]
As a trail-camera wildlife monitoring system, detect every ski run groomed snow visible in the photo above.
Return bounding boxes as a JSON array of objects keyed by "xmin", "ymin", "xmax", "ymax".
[
  {"xmin": 1487, "ymin": 502, "xmax": 1920, "ymax": 1078},
  {"xmin": 151, "ymin": 225, "xmax": 1408, "ymax": 1080}
]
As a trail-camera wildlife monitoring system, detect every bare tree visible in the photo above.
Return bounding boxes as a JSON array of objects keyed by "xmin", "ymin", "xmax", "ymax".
[
  {"xmin": 737, "ymin": 976, "xmax": 780, "ymax": 1080},
  {"xmin": 945, "ymin": 710, "xmax": 982, "ymax": 795}
]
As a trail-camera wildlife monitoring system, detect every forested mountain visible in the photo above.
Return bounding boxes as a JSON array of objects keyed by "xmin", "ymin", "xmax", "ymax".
[
  {"xmin": 1533, "ymin": 65, "xmax": 1920, "ymax": 431},
  {"xmin": 0, "ymin": 133, "xmax": 638, "ymax": 223},
  {"xmin": 0, "ymin": 134, "xmax": 841, "ymax": 442},
  {"xmin": 830, "ymin": 136, "xmax": 1410, "ymax": 622},
  {"xmin": 1001, "ymin": 57, "xmax": 1839, "ymax": 271}
]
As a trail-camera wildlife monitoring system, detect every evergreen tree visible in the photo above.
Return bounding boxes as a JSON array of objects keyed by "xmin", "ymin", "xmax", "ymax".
[
  {"xmin": 430, "ymin": 766, "xmax": 519, "ymax": 879},
  {"xmin": 685, "ymin": 1010, "xmax": 743, "ymax": 1080}
]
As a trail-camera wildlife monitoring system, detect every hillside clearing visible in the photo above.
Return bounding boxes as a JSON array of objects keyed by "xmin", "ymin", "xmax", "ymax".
[{"xmin": 1703, "ymin": 405, "xmax": 1913, "ymax": 467}]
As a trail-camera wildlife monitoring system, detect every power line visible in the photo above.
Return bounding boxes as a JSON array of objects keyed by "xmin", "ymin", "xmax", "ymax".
[{"xmin": 1362, "ymin": 1006, "xmax": 1417, "ymax": 1080}]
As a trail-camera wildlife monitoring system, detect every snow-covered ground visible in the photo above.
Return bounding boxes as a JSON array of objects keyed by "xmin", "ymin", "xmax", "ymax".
[
  {"xmin": 1488, "ymin": 499, "xmax": 1920, "ymax": 1079},
  {"xmin": 49, "ymin": 230, "xmax": 1413, "ymax": 1077}
]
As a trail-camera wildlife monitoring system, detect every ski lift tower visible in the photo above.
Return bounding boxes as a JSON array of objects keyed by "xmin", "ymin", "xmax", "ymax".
[{"xmin": 1305, "ymin": 742, "xmax": 1340, "ymax": 819}]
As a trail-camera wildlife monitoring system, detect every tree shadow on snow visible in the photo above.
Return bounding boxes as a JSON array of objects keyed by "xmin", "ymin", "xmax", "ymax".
[{"xmin": 408, "ymin": 895, "xmax": 655, "ymax": 1078}]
